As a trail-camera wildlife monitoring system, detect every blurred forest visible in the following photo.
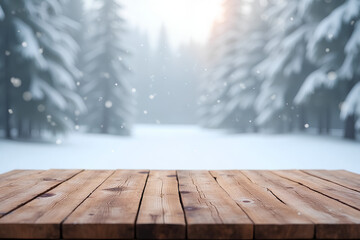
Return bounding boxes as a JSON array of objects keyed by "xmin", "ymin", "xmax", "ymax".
[
  {"xmin": 0, "ymin": 0, "xmax": 359, "ymax": 141},
  {"xmin": 200, "ymin": 0, "xmax": 360, "ymax": 140}
]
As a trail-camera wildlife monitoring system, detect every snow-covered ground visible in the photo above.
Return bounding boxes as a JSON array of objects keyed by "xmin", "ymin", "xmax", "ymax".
[{"xmin": 1, "ymin": 125, "xmax": 359, "ymax": 174}]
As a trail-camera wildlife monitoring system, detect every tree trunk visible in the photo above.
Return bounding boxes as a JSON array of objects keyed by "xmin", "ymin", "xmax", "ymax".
[
  {"xmin": 325, "ymin": 107, "xmax": 331, "ymax": 135},
  {"xmin": 298, "ymin": 106, "xmax": 306, "ymax": 131},
  {"xmin": 4, "ymin": 22, "xmax": 11, "ymax": 139},
  {"xmin": 344, "ymin": 114, "xmax": 356, "ymax": 140},
  {"xmin": 318, "ymin": 109, "xmax": 323, "ymax": 134}
]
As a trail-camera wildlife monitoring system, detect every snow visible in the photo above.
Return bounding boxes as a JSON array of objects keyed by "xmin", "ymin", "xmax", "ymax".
[{"xmin": 1, "ymin": 125, "xmax": 359, "ymax": 174}]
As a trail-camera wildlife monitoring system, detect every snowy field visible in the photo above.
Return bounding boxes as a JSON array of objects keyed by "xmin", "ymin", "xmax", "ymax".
[{"xmin": 1, "ymin": 125, "xmax": 359, "ymax": 174}]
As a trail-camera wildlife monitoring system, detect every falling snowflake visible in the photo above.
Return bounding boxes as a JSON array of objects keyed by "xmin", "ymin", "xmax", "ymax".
[
  {"xmin": 75, "ymin": 125, "xmax": 80, "ymax": 130},
  {"xmin": 5, "ymin": 50, "xmax": 10, "ymax": 56},
  {"xmin": 21, "ymin": 42, "xmax": 28, "ymax": 48},
  {"xmin": 105, "ymin": 101, "xmax": 113, "ymax": 108},
  {"xmin": 131, "ymin": 88, "xmax": 136, "ymax": 93},
  {"xmin": 149, "ymin": 94, "xmax": 155, "ymax": 100},
  {"xmin": 304, "ymin": 123, "xmax": 309, "ymax": 129},
  {"xmin": 56, "ymin": 139, "xmax": 62, "ymax": 145},
  {"xmin": 143, "ymin": 110, "xmax": 148, "ymax": 115},
  {"xmin": 327, "ymin": 71, "xmax": 337, "ymax": 81},
  {"xmin": 10, "ymin": 77, "xmax": 22, "ymax": 87},
  {"xmin": 8, "ymin": 109, "xmax": 13, "ymax": 114},
  {"xmin": 325, "ymin": 48, "xmax": 330, "ymax": 53},
  {"xmin": 39, "ymin": 48, "xmax": 43, "ymax": 54},
  {"xmin": 37, "ymin": 104, "xmax": 45, "ymax": 112},
  {"xmin": 22, "ymin": 92, "xmax": 32, "ymax": 101}
]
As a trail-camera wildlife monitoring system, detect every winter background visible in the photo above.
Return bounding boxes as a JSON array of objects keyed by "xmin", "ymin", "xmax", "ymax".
[{"xmin": 0, "ymin": 0, "xmax": 359, "ymax": 173}]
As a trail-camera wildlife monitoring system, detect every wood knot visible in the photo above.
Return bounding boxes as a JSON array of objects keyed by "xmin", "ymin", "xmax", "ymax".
[
  {"xmin": 138, "ymin": 171, "xmax": 148, "ymax": 174},
  {"xmin": 184, "ymin": 206, "xmax": 198, "ymax": 211},
  {"xmin": 241, "ymin": 199, "xmax": 254, "ymax": 204},
  {"xmin": 38, "ymin": 193, "xmax": 55, "ymax": 198},
  {"xmin": 167, "ymin": 174, "xmax": 176, "ymax": 178},
  {"xmin": 180, "ymin": 191, "xmax": 190, "ymax": 194},
  {"xmin": 103, "ymin": 187, "xmax": 125, "ymax": 192},
  {"xmin": 42, "ymin": 178, "xmax": 56, "ymax": 181}
]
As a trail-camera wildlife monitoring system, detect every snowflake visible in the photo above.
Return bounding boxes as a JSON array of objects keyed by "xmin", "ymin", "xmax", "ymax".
[
  {"xmin": 8, "ymin": 109, "xmax": 13, "ymax": 114},
  {"xmin": 105, "ymin": 101, "xmax": 113, "ymax": 108},
  {"xmin": 21, "ymin": 42, "xmax": 28, "ymax": 48},
  {"xmin": 10, "ymin": 77, "xmax": 22, "ymax": 87},
  {"xmin": 304, "ymin": 123, "xmax": 309, "ymax": 129},
  {"xmin": 22, "ymin": 92, "xmax": 32, "ymax": 101}
]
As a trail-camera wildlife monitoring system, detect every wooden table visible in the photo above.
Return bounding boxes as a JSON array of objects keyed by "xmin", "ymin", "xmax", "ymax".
[{"xmin": 0, "ymin": 169, "xmax": 359, "ymax": 239}]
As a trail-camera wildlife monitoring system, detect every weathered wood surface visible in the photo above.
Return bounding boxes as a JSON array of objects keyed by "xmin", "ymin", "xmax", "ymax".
[
  {"xmin": 178, "ymin": 170, "xmax": 253, "ymax": 239},
  {"xmin": 0, "ymin": 169, "xmax": 359, "ymax": 239},
  {"xmin": 136, "ymin": 170, "xmax": 185, "ymax": 239},
  {"xmin": 63, "ymin": 170, "xmax": 148, "ymax": 239},
  {"xmin": 211, "ymin": 170, "xmax": 314, "ymax": 239}
]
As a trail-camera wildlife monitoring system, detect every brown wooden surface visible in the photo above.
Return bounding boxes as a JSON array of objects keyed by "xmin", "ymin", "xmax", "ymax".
[
  {"xmin": 0, "ymin": 170, "xmax": 43, "ymax": 184},
  {"xmin": 62, "ymin": 170, "xmax": 148, "ymax": 239},
  {"xmin": 273, "ymin": 170, "xmax": 360, "ymax": 210},
  {"xmin": 302, "ymin": 170, "xmax": 360, "ymax": 192},
  {"xmin": 0, "ymin": 169, "xmax": 359, "ymax": 239},
  {"xmin": 136, "ymin": 170, "xmax": 185, "ymax": 239},
  {"xmin": 242, "ymin": 170, "xmax": 360, "ymax": 239},
  {"xmin": 211, "ymin": 170, "xmax": 314, "ymax": 239},
  {"xmin": 0, "ymin": 170, "xmax": 112, "ymax": 239},
  {"xmin": 0, "ymin": 169, "xmax": 81, "ymax": 218},
  {"xmin": 178, "ymin": 170, "xmax": 253, "ymax": 239}
]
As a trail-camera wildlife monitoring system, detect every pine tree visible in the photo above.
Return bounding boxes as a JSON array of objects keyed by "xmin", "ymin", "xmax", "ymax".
[
  {"xmin": 199, "ymin": 0, "xmax": 254, "ymax": 130},
  {"xmin": 0, "ymin": 0, "xmax": 84, "ymax": 139},
  {"xmin": 81, "ymin": 0, "xmax": 133, "ymax": 135},
  {"xmin": 295, "ymin": 0, "xmax": 360, "ymax": 138}
]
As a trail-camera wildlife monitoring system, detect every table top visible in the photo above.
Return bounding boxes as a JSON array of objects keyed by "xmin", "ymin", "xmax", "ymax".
[{"xmin": 0, "ymin": 169, "xmax": 359, "ymax": 239}]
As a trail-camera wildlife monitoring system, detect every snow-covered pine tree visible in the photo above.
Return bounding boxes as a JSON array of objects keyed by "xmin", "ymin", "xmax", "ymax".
[
  {"xmin": 295, "ymin": 0, "xmax": 360, "ymax": 138},
  {"xmin": 63, "ymin": 0, "xmax": 86, "ymax": 126},
  {"xmin": 222, "ymin": 0, "xmax": 268, "ymax": 132},
  {"xmin": 81, "ymin": 0, "xmax": 133, "ymax": 135},
  {"xmin": 199, "ymin": 0, "xmax": 254, "ymax": 130},
  {"xmin": 0, "ymin": 0, "xmax": 84, "ymax": 139},
  {"xmin": 254, "ymin": 1, "xmax": 323, "ymax": 132}
]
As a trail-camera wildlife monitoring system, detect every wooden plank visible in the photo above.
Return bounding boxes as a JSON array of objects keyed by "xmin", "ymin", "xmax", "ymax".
[
  {"xmin": 273, "ymin": 170, "xmax": 360, "ymax": 210},
  {"xmin": 178, "ymin": 170, "xmax": 253, "ymax": 239},
  {"xmin": 210, "ymin": 170, "xmax": 314, "ymax": 239},
  {"xmin": 0, "ymin": 169, "xmax": 81, "ymax": 217},
  {"xmin": 62, "ymin": 170, "xmax": 149, "ymax": 239},
  {"xmin": 0, "ymin": 170, "xmax": 44, "ymax": 187},
  {"xmin": 302, "ymin": 170, "xmax": 360, "ymax": 192},
  {"xmin": 242, "ymin": 170, "xmax": 360, "ymax": 239},
  {"xmin": 0, "ymin": 170, "xmax": 112, "ymax": 239},
  {"xmin": 136, "ymin": 170, "xmax": 185, "ymax": 239}
]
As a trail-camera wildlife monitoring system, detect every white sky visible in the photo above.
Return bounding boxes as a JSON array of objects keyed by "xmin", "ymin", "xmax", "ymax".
[{"xmin": 121, "ymin": 0, "xmax": 224, "ymax": 48}]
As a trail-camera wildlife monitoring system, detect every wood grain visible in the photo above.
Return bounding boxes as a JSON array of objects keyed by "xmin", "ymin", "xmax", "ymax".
[
  {"xmin": 242, "ymin": 170, "xmax": 360, "ymax": 239},
  {"xmin": 178, "ymin": 170, "xmax": 253, "ymax": 239},
  {"xmin": 273, "ymin": 170, "xmax": 360, "ymax": 210},
  {"xmin": 0, "ymin": 170, "xmax": 112, "ymax": 239},
  {"xmin": 211, "ymin": 170, "xmax": 314, "ymax": 239},
  {"xmin": 0, "ymin": 169, "xmax": 81, "ymax": 218},
  {"xmin": 136, "ymin": 170, "xmax": 185, "ymax": 239},
  {"xmin": 302, "ymin": 170, "xmax": 360, "ymax": 192},
  {"xmin": 62, "ymin": 170, "xmax": 149, "ymax": 239},
  {"xmin": 0, "ymin": 170, "xmax": 43, "ymax": 184}
]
